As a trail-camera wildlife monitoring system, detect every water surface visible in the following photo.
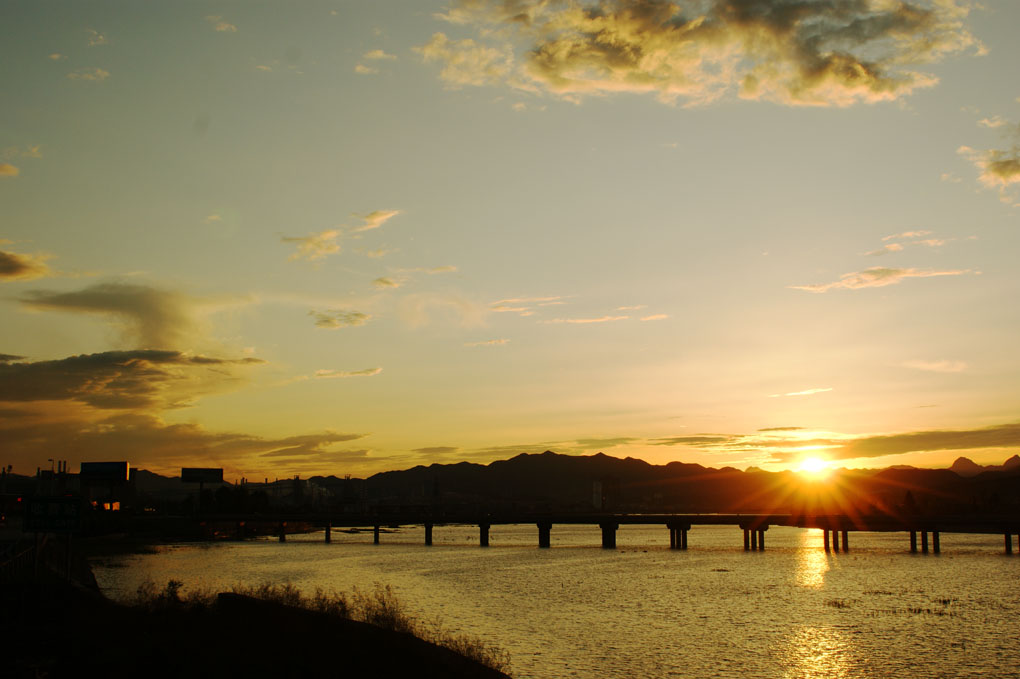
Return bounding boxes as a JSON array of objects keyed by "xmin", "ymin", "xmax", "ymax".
[{"xmin": 91, "ymin": 525, "xmax": 1020, "ymax": 678}]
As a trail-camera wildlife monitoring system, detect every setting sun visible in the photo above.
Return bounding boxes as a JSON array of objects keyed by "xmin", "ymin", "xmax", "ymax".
[{"xmin": 797, "ymin": 457, "xmax": 832, "ymax": 479}]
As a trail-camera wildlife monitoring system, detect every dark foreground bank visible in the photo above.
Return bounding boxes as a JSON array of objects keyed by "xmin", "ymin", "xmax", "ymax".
[{"xmin": 2, "ymin": 580, "xmax": 511, "ymax": 679}]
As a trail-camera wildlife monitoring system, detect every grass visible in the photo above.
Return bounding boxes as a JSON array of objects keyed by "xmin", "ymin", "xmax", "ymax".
[{"xmin": 134, "ymin": 580, "xmax": 512, "ymax": 675}]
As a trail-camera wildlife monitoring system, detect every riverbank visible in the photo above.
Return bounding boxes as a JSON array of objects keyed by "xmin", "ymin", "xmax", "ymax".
[{"xmin": 3, "ymin": 538, "xmax": 512, "ymax": 678}]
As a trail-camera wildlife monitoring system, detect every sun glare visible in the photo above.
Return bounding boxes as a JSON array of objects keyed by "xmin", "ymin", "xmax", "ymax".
[{"xmin": 797, "ymin": 457, "xmax": 831, "ymax": 479}]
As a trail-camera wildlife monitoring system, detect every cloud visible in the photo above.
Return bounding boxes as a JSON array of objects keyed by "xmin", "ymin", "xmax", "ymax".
[
  {"xmin": 86, "ymin": 28, "xmax": 108, "ymax": 46},
  {"xmin": 0, "ymin": 163, "xmax": 20, "ymax": 177},
  {"xmin": 790, "ymin": 266, "xmax": 972, "ymax": 292},
  {"xmin": 19, "ymin": 281, "xmax": 216, "ymax": 350},
  {"xmin": 761, "ymin": 422, "xmax": 1020, "ymax": 462},
  {"xmin": 352, "ymin": 209, "xmax": 401, "ymax": 232},
  {"xmin": 67, "ymin": 68, "xmax": 110, "ymax": 81},
  {"xmin": 958, "ymin": 141, "xmax": 1020, "ymax": 202},
  {"xmin": 418, "ymin": 33, "xmax": 515, "ymax": 88},
  {"xmin": 883, "ymin": 231, "xmax": 931, "ymax": 241},
  {"xmin": 282, "ymin": 229, "xmax": 341, "ymax": 261},
  {"xmin": 204, "ymin": 214, "xmax": 222, "ymax": 224},
  {"xmin": 372, "ymin": 277, "xmax": 401, "ymax": 288},
  {"xmin": 769, "ymin": 387, "xmax": 833, "ymax": 398},
  {"xmin": 978, "ymin": 116, "xmax": 1008, "ymax": 129},
  {"xmin": 314, "ymin": 367, "xmax": 383, "ymax": 379},
  {"xmin": 2, "ymin": 145, "xmax": 43, "ymax": 160},
  {"xmin": 398, "ymin": 292, "xmax": 486, "ymax": 327},
  {"xmin": 0, "ymin": 350, "xmax": 263, "ymax": 410},
  {"xmin": 363, "ymin": 49, "xmax": 397, "ymax": 61},
  {"xmin": 355, "ymin": 64, "xmax": 379, "ymax": 75},
  {"xmin": 617, "ymin": 305, "xmax": 647, "ymax": 311},
  {"xmin": 412, "ymin": 446, "xmax": 459, "ymax": 455},
  {"xmin": 543, "ymin": 315, "xmax": 629, "ymax": 324},
  {"xmin": 309, "ymin": 309, "xmax": 371, "ymax": 329},
  {"xmin": 866, "ymin": 243, "xmax": 904, "ymax": 256},
  {"xmin": 640, "ymin": 313, "xmax": 668, "ymax": 321},
  {"xmin": 758, "ymin": 426, "xmax": 804, "ymax": 432},
  {"xmin": 420, "ymin": 0, "xmax": 979, "ymax": 107},
  {"xmin": 0, "ymin": 405, "xmax": 366, "ymax": 476},
  {"xmin": 464, "ymin": 338, "xmax": 510, "ymax": 347},
  {"xmin": 902, "ymin": 359, "xmax": 967, "ymax": 373},
  {"xmin": 206, "ymin": 16, "xmax": 238, "ymax": 32},
  {"xmin": 0, "ymin": 249, "xmax": 51, "ymax": 281},
  {"xmin": 48, "ymin": 53, "xmax": 66, "ymax": 61},
  {"xmin": 650, "ymin": 435, "xmax": 735, "ymax": 446}
]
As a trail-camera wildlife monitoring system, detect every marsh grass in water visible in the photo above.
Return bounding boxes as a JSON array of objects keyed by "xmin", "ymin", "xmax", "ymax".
[{"xmin": 134, "ymin": 580, "xmax": 512, "ymax": 675}]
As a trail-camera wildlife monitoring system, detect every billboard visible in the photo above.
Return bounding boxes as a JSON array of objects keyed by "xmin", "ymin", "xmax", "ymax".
[
  {"xmin": 181, "ymin": 467, "xmax": 223, "ymax": 484},
  {"xmin": 79, "ymin": 461, "xmax": 130, "ymax": 482},
  {"xmin": 25, "ymin": 496, "xmax": 82, "ymax": 532}
]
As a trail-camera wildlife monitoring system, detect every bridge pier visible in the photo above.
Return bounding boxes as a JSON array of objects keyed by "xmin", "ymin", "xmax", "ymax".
[
  {"xmin": 841, "ymin": 530, "xmax": 849, "ymax": 552},
  {"xmin": 681, "ymin": 528, "xmax": 688, "ymax": 550},
  {"xmin": 750, "ymin": 529, "xmax": 758, "ymax": 551},
  {"xmin": 823, "ymin": 529, "xmax": 830, "ymax": 552},
  {"xmin": 600, "ymin": 522, "xmax": 618, "ymax": 549},
  {"xmin": 910, "ymin": 530, "xmax": 917, "ymax": 553},
  {"xmin": 424, "ymin": 523, "xmax": 433, "ymax": 546},
  {"xmin": 373, "ymin": 525, "xmax": 380, "ymax": 545},
  {"xmin": 324, "ymin": 523, "xmax": 331, "ymax": 543},
  {"xmin": 669, "ymin": 527, "xmax": 677, "ymax": 549},
  {"xmin": 757, "ymin": 529, "xmax": 765, "ymax": 551},
  {"xmin": 537, "ymin": 522, "xmax": 552, "ymax": 548},
  {"xmin": 932, "ymin": 531, "xmax": 940, "ymax": 554},
  {"xmin": 479, "ymin": 523, "xmax": 490, "ymax": 547},
  {"xmin": 278, "ymin": 521, "xmax": 287, "ymax": 543},
  {"xmin": 832, "ymin": 530, "xmax": 840, "ymax": 553},
  {"xmin": 921, "ymin": 531, "xmax": 929, "ymax": 554},
  {"xmin": 1007, "ymin": 533, "xmax": 1014, "ymax": 555},
  {"xmin": 743, "ymin": 529, "xmax": 750, "ymax": 551}
]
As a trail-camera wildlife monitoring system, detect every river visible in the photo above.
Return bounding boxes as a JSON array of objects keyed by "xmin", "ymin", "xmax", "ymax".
[{"xmin": 90, "ymin": 524, "xmax": 1020, "ymax": 678}]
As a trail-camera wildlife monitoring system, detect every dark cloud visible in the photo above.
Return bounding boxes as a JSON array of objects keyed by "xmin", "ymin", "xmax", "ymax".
[
  {"xmin": 650, "ymin": 435, "xmax": 735, "ymax": 446},
  {"xmin": 758, "ymin": 426, "xmax": 804, "ymax": 432},
  {"xmin": 20, "ymin": 282, "xmax": 197, "ymax": 349},
  {"xmin": 426, "ymin": 0, "xmax": 978, "ymax": 106},
  {"xmin": 411, "ymin": 446, "xmax": 460, "ymax": 455},
  {"xmin": 0, "ymin": 354, "xmax": 25, "ymax": 363},
  {"xmin": 0, "ymin": 350, "xmax": 263, "ymax": 409},
  {"xmin": 0, "ymin": 408, "xmax": 367, "ymax": 477},
  {"xmin": 0, "ymin": 249, "xmax": 51, "ymax": 281},
  {"xmin": 309, "ymin": 309, "xmax": 371, "ymax": 329}
]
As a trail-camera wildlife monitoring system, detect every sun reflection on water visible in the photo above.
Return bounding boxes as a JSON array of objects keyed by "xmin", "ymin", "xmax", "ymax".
[
  {"xmin": 780, "ymin": 625, "xmax": 857, "ymax": 679},
  {"xmin": 795, "ymin": 529, "xmax": 831, "ymax": 589}
]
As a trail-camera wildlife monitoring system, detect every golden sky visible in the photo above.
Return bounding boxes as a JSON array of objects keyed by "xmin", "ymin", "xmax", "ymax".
[{"xmin": 2, "ymin": 0, "xmax": 1020, "ymax": 479}]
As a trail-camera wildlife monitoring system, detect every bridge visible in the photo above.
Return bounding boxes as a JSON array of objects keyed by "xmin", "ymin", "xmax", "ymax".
[{"xmin": 215, "ymin": 512, "xmax": 1020, "ymax": 555}]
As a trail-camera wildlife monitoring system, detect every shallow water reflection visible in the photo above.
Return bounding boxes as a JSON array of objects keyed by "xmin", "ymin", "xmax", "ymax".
[{"xmin": 92, "ymin": 525, "xmax": 1020, "ymax": 678}]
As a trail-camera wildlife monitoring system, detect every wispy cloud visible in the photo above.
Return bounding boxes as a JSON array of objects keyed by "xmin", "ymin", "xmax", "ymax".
[
  {"xmin": 0, "ymin": 248, "xmax": 52, "ymax": 281},
  {"xmin": 769, "ymin": 387, "xmax": 833, "ymax": 398},
  {"xmin": 464, "ymin": 338, "xmax": 509, "ymax": 347},
  {"xmin": 959, "ymin": 140, "xmax": 1020, "ymax": 203},
  {"xmin": 48, "ymin": 53, "xmax": 66, "ymax": 61},
  {"xmin": 489, "ymin": 295, "xmax": 566, "ymax": 316},
  {"xmin": 0, "ymin": 163, "xmax": 20, "ymax": 178},
  {"xmin": 902, "ymin": 359, "xmax": 967, "ymax": 373},
  {"xmin": 2, "ymin": 145, "xmax": 43, "ymax": 160},
  {"xmin": 355, "ymin": 64, "xmax": 378, "ymax": 75},
  {"xmin": 67, "ymin": 68, "xmax": 110, "ymax": 81},
  {"xmin": 282, "ymin": 229, "xmax": 341, "ymax": 261},
  {"xmin": 351, "ymin": 209, "xmax": 401, "ymax": 232},
  {"xmin": 640, "ymin": 314, "xmax": 668, "ymax": 321},
  {"xmin": 309, "ymin": 309, "xmax": 371, "ymax": 329},
  {"xmin": 205, "ymin": 16, "xmax": 238, "ymax": 32},
  {"xmin": 363, "ymin": 49, "xmax": 397, "ymax": 61},
  {"xmin": 791, "ymin": 267, "xmax": 972, "ymax": 293},
  {"xmin": 86, "ymin": 28, "xmax": 108, "ymax": 46},
  {"xmin": 314, "ymin": 367, "xmax": 382, "ymax": 379},
  {"xmin": 372, "ymin": 276, "xmax": 401, "ymax": 288},
  {"xmin": 420, "ymin": 0, "xmax": 979, "ymax": 106},
  {"xmin": 543, "ymin": 315, "xmax": 629, "ymax": 324}
]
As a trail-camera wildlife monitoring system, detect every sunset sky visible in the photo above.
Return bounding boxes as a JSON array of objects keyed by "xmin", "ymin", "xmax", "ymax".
[{"xmin": 3, "ymin": 0, "xmax": 1020, "ymax": 479}]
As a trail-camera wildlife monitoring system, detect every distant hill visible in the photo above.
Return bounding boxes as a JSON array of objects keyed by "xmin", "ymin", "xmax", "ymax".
[{"xmin": 128, "ymin": 451, "xmax": 1020, "ymax": 515}]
